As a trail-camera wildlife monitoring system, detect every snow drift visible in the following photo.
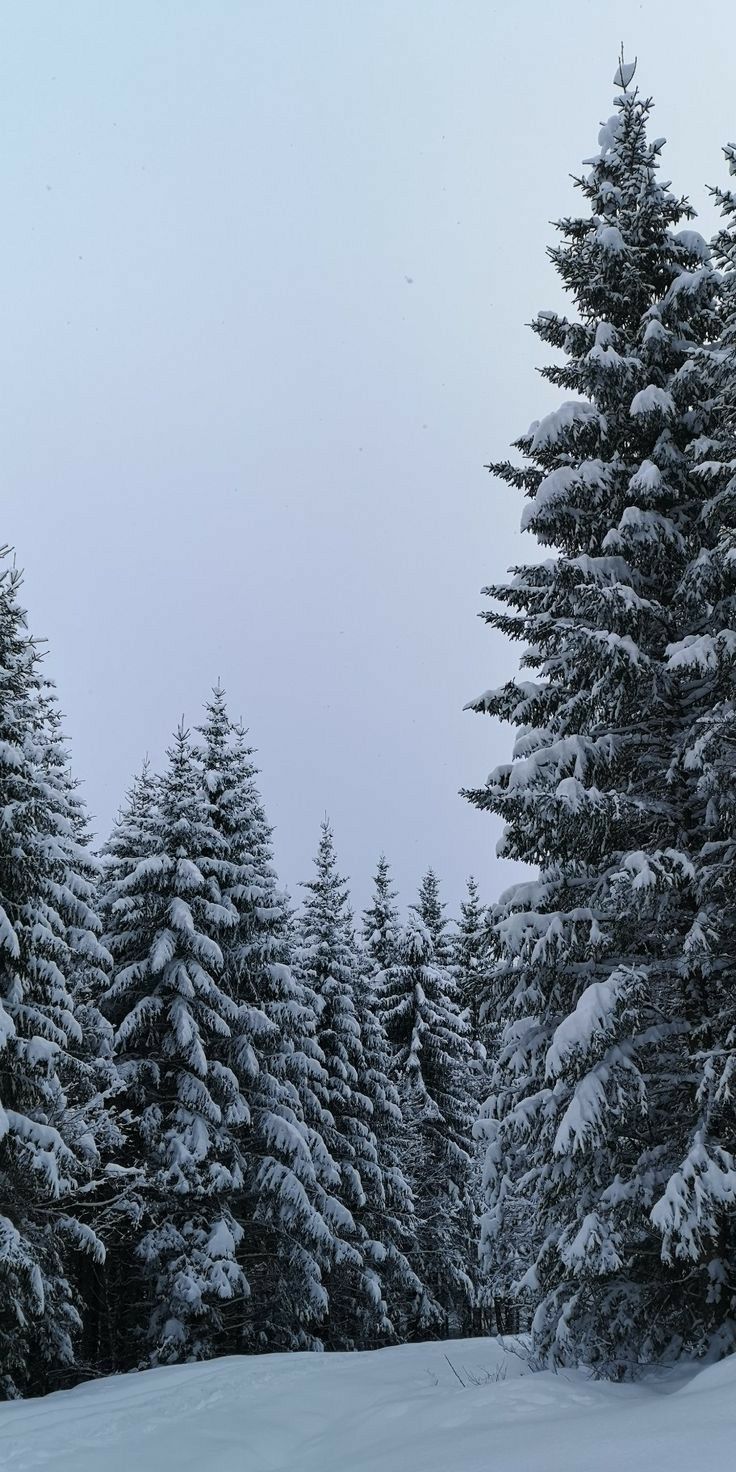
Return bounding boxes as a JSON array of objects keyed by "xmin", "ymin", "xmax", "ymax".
[{"xmin": 1, "ymin": 1336, "xmax": 734, "ymax": 1472}]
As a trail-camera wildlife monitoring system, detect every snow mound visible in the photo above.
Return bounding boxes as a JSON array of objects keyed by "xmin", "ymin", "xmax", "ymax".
[
  {"xmin": 1, "ymin": 1336, "xmax": 734, "ymax": 1472},
  {"xmin": 613, "ymin": 58, "xmax": 637, "ymax": 88}
]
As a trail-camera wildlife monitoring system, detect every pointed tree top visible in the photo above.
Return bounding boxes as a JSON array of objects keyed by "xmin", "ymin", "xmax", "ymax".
[{"xmin": 402, "ymin": 914, "xmax": 433, "ymax": 966}]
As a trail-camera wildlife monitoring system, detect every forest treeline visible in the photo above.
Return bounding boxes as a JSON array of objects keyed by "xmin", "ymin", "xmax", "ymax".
[
  {"xmin": 0, "ymin": 601, "xmax": 493, "ymax": 1396},
  {"xmin": 4, "ymin": 56, "xmax": 736, "ymax": 1395}
]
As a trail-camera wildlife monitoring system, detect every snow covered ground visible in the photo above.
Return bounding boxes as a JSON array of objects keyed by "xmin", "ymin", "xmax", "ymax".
[{"xmin": 1, "ymin": 1335, "xmax": 734, "ymax": 1472}]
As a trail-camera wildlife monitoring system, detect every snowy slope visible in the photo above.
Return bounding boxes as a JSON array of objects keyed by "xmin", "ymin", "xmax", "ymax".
[{"xmin": 1, "ymin": 1336, "xmax": 734, "ymax": 1472}]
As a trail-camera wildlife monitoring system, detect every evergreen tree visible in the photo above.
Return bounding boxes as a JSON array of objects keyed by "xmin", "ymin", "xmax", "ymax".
[
  {"xmin": 195, "ymin": 689, "xmax": 342, "ymax": 1351},
  {"xmin": 454, "ymin": 876, "xmax": 488, "ymax": 1040},
  {"xmin": 413, "ymin": 868, "xmax": 452, "ymax": 966},
  {"xmin": 0, "ymin": 555, "xmax": 105, "ymax": 1397},
  {"xmin": 298, "ymin": 820, "xmax": 402, "ymax": 1345},
  {"xmin": 378, "ymin": 916, "xmax": 477, "ymax": 1336},
  {"xmin": 451, "ymin": 875, "xmax": 490, "ymax": 1133},
  {"xmin": 33, "ymin": 686, "xmax": 121, "ymax": 1145},
  {"xmin": 101, "ymin": 725, "xmax": 250, "ymax": 1365},
  {"xmin": 350, "ymin": 976, "xmax": 422, "ymax": 1342},
  {"xmin": 451, "ymin": 877, "xmax": 494, "ymax": 1329},
  {"xmin": 103, "ymin": 760, "xmax": 161, "ymax": 884},
  {"xmin": 641, "ymin": 146, "xmax": 736, "ymax": 1358},
  {"xmin": 32, "ymin": 685, "xmax": 128, "ymax": 1376},
  {"xmin": 356, "ymin": 853, "xmax": 422, "ymax": 1340},
  {"xmin": 95, "ymin": 761, "xmax": 161, "ymax": 1369},
  {"xmin": 361, "ymin": 856, "xmax": 401, "ymax": 975},
  {"xmin": 466, "ymin": 62, "xmax": 731, "ymax": 1373}
]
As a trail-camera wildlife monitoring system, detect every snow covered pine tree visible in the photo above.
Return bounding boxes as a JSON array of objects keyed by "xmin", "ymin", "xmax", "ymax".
[
  {"xmin": 0, "ymin": 553, "xmax": 106, "ymax": 1397},
  {"xmin": 195, "ymin": 689, "xmax": 345, "ymax": 1351},
  {"xmin": 31, "ymin": 681, "xmax": 126, "ymax": 1379},
  {"xmin": 357, "ymin": 856, "xmax": 421, "ymax": 1341},
  {"xmin": 378, "ymin": 916, "xmax": 477, "ymax": 1337},
  {"xmin": 297, "ymin": 821, "xmax": 420, "ymax": 1346},
  {"xmin": 466, "ymin": 59, "xmax": 736, "ymax": 1373},
  {"xmin": 413, "ymin": 868, "xmax": 453, "ymax": 966},
  {"xmin": 361, "ymin": 856, "xmax": 401, "ymax": 977},
  {"xmin": 454, "ymin": 876, "xmax": 489, "ymax": 1042},
  {"xmin": 101, "ymin": 725, "xmax": 251, "ymax": 1364},
  {"xmin": 96, "ymin": 761, "xmax": 162, "ymax": 1369},
  {"xmin": 646, "ymin": 144, "xmax": 736, "ymax": 1357},
  {"xmin": 296, "ymin": 820, "xmax": 389, "ymax": 1344}
]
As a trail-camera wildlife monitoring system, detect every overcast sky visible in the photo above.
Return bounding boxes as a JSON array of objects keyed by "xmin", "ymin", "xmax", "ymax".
[{"xmin": 3, "ymin": 1, "xmax": 735, "ymax": 913}]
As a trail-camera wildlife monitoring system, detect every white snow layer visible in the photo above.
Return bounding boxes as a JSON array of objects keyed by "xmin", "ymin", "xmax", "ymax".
[
  {"xmin": 528, "ymin": 400, "xmax": 603, "ymax": 451},
  {"xmin": 1, "ymin": 1335, "xmax": 734, "ymax": 1472},
  {"xmin": 613, "ymin": 58, "xmax": 637, "ymax": 88},
  {"xmin": 629, "ymin": 385, "xmax": 675, "ymax": 418}
]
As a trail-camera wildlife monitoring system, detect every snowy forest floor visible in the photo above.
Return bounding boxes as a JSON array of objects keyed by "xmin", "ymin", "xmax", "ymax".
[{"xmin": 1, "ymin": 1335, "xmax": 734, "ymax": 1471}]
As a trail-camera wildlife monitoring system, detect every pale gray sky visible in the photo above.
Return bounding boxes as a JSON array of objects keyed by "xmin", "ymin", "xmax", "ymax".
[{"xmin": 3, "ymin": 1, "xmax": 734, "ymax": 912}]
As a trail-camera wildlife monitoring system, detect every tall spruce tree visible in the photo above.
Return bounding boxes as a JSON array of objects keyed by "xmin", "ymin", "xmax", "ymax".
[
  {"xmin": 32, "ymin": 685, "xmax": 128, "ymax": 1377},
  {"xmin": 33, "ymin": 686, "xmax": 122, "ymax": 1152},
  {"xmin": 0, "ymin": 556, "xmax": 105, "ymax": 1397},
  {"xmin": 195, "ymin": 689, "xmax": 343, "ymax": 1351},
  {"xmin": 356, "ymin": 854, "xmax": 421, "ymax": 1340},
  {"xmin": 452, "ymin": 876, "xmax": 492, "ymax": 1327},
  {"xmin": 378, "ymin": 916, "xmax": 477, "ymax": 1336},
  {"xmin": 97, "ymin": 761, "xmax": 164, "ymax": 1368},
  {"xmin": 101, "ymin": 725, "xmax": 250, "ymax": 1365},
  {"xmin": 466, "ymin": 61, "xmax": 732, "ymax": 1373},
  {"xmin": 640, "ymin": 147, "xmax": 736, "ymax": 1357},
  {"xmin": 350, "ymin": 977, "xmax": 422, "ymax": 1343},
  {"xmin": 298, "ymin": 820, "xmax": 405, "ymax": 1345}
]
